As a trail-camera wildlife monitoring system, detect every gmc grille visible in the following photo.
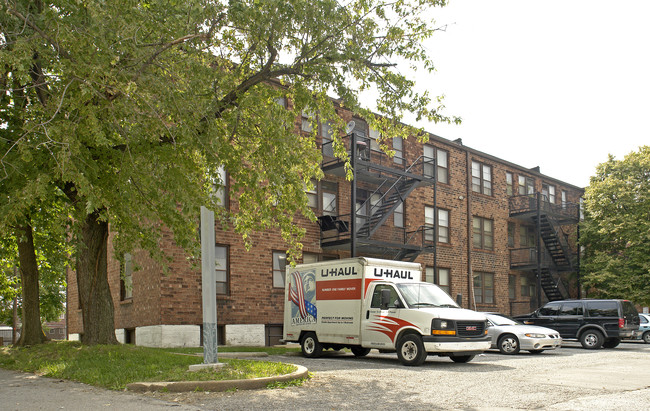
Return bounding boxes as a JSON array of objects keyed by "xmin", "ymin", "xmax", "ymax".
[{"xmin": 457, "ymin": 321, "xmax": 486, "ymax": 337}]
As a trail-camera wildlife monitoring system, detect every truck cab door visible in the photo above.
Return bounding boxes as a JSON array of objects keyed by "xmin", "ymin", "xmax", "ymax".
[{"xmin": 361, "ymin": 283, "xmax": 403, "ymax": 349}]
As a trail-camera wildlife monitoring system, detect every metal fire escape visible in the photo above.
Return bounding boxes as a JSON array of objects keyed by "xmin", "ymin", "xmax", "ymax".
[
  {"xmin": 317, "ymin": 134, "xmax": 436, "ymax": 261},
  {"xmin": 509, "ymin": 193, "xmax": 580, "ymax": 303}
]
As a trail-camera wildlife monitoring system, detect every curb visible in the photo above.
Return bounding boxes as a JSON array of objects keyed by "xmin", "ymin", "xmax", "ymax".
[{"xmin": 126, "ymin": 363, "xmax": 309, "ymax": 393}]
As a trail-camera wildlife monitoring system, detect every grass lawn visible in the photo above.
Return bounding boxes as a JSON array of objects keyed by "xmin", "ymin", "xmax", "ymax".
[{"xmin": 0, "ymin": 341, "xmax": 303, "ymax": 390}]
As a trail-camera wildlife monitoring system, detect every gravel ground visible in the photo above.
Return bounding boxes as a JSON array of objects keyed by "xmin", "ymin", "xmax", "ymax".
[{"xmin": 146, "ymin": 341, "xmax": 650, "ymax": 410}]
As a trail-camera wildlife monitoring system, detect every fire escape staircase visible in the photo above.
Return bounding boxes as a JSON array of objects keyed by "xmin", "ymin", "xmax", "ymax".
[
  {"xmin": 533, "ymin": 214, "xmax": 574, "ymax": 301},
  {"xmin": 356, "ymin": 177, "xmax": 419, "ymax": 239}
]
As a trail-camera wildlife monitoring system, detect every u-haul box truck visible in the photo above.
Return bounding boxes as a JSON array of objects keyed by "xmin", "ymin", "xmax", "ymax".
[{"xmin": 283, "ymin": 257, "xmax": 491, "ymax": 366}]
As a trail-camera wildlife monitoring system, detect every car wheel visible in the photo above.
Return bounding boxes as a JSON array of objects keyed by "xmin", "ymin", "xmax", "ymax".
[
  {"xmin": 579, "ymin": 329, "xmax": 604, "ymax": 349},
  {"xmin": 301, "ymin": 332, "xmax": 323, "ymax": 358},
  {"xmin": 497, "ymin": 334, "xmax": 520, "ymax": 355},
  {"xmin": 603, "ymin": 338, "xmax": 621, "ymax": 348},
  {"xmin": 528, "ymin": 350, "xmax": 544, "ymax": 354},
  {"xmin": 396, "ymin": 333, "xmax": 427, "ymax": 366},
  {"xmin": 642, "ymin": 331, "xmax": 650, "ymax": 344},
  {"xmin": 351, "ymin": 346, "xmax": 371, "ymax": 357},
  {"xmin": 451, "ymin": 355, "xmax": 475, "ymax": 363}
]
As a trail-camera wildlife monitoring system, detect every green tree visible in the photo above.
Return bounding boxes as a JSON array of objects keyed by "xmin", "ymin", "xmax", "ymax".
[
  {"xmin": 1, "ymin": 0, "xmax": 458, "ymax": 344},
  {"xmin": 581, "ymin": 146, "xmax": 650, "ymax": 306}
]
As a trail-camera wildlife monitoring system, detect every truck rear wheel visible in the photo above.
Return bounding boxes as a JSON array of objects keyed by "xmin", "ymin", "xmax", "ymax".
[
  {"xmin": 451, "ymin": 355, "xmax": 475, "ymax": 363},
  {"xmin": 351, "ymin": 346, "xmax": 371, "ymax": 357},
  {"xmin": 301, "ymin": 332, "xmax": 323, "ymax": 358},
  {"xmin": 396, "ymin": 334, "xmax": 427, "ymax": 366}
]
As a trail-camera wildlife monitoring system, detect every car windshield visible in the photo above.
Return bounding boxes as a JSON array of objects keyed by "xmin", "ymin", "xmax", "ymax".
[
  {"xmin": 396, "ymin": 283, "xmax": 458, "ymax": 308},
  {"xmin": 486, "ymin": 314, "xmax": 520, "ymax": 326}
]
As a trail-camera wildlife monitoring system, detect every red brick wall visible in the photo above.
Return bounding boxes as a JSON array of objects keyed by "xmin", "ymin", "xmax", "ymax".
[{"xmin": 67, "ymin": 107, "xmax": 584, "ymax": 335}]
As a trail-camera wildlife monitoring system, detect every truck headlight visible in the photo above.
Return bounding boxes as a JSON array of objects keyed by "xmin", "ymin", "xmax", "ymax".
[{"xmin": 431, "ymin": 319, "xmax": 456, "ymax": 336}]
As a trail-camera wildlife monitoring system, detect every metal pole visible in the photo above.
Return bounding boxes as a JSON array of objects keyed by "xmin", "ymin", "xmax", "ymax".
[
  {"xmin": 350, "ymin": 133, "xmax": 357, "ymax": 257},
  {"xmin": 576, "ymin": 204, "xmax": 581, "ymax": 299},
  {"xmin": 536, "ymin": 193, "xmax": 542, "ymax": 306},
  {"xmin": 200, "ymin": 206, "xmax": 218, "ymax": 364}
]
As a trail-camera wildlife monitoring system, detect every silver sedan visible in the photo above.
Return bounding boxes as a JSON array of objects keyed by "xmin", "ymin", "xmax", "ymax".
[{"xmin": 484, "ymin": 313, "xmax": 562, "ymax": 354}]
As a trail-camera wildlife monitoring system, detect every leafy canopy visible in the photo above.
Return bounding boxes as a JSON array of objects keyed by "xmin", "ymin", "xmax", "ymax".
[
  {"xmin": 1, "ymin": 0, "xmax": 457, "ymax": 265},
  {"xmin": 581, "ymin": 146, "xmax": 650, "ymax": 306}
]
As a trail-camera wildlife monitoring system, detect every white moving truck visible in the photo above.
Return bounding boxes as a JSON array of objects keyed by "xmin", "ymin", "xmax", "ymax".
[{"xmin": 283, "ymin": 257, "xmax": 491, "ymax": 366}]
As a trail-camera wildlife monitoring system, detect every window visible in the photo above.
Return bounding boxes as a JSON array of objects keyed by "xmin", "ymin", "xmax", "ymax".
[
  {"xmin": 393, "ymin": 137, "xmax": 403, "ymax": 165},
  {"xmin": 472, "ymin": 216, "xmax": 493, "ymax": 250},
  {"xmin": 473, "ymin": 272, "xmax": 494, "ymax": 304},
  {"xmin": 518, "ymin": 175, "xmax": 535, "ymax": 196},
  {"xmin": 508, "ymin": 275, "xmax": 516, "ymax": 300},
  {"xmin": 215, "ymin": 245, "xmax": 228, "ymax": 294},
  {"xmin": 506, "ymin": 172, "xmax": 513, "ymax": 196},
  {"xmin": 370, "ymin": 284, "xmax": 401, "ymax": 308},
  {"xmin": 301, "ymin": 110, "xmax": 313, "ymax": 132},
  {"xmin": 321, "ymin": 181, "xmax": 338, "ymax": 216},
  {"xmin": 369, "ymin": 127, "xmax": 380, "ymax": 151},
  {"xmin": 423, "ymin": 146, "xmax": 449, "ymax": 184},
  {"xmin": 394, "ymin": 201, "xmax": 404, "ymax": 228},
  {"xmin": 275, "ymin": 97, "xmax": 286, "ymax": 108},
  {"xmin": 521, "ymin": 275, "xmax": 534, "ymax": 297},
  {"xmin": 507, "ymin": 222, "xmax": 515, "ymax": 247},
  {"xmin": 586, "ymin": 301, "xmax": 618, "ymax": 317},
  {"xmin": 437, "ymin": 268, "xmax": 450, "ymax": 295},
  {"xmin": 539, "ymin": 302, "xmax": 561, "ymax": 316},
  {"xmin": 302, "ymin": 253, "xmax": 319, "ymax": 264},
  {"xmin": 305, "ymin": 180, "xmax": 318, "ymax": 208},
  {"xmin": 438, "ymin": 209, "xmax": 449, "ymax": 243},
  {"xmin": 425, "ymin": 206, "xmax": 449, "ymax": 243},
  {"xmin": 321, "ymin": 121, "xmax": 335, "ymax": 157},
  {"xmin": 520, "ymin": 225, "xmax": 536, "ymax": 247},
  {"xmin": 542, "ymin": 183, "xmax": 556, "ymax": 204},
  {"xmin": 272, "ymin": 251, "xmax": 287, "ymax": 288},
  {"xmin": 120, "ymin": 253, "xmax": 133, "ymax": 300},
  {"xmin": 211, "ymin": 167, "xmax": 229, "ymax": 209},
  {"xmin": 561, "ymin": 190, "xmax": 568, "ymax": 210},
  {"xmin": 559, "ymin": 302, "xmax": 583, "ymax": 316},
  {"xmin": 471, "ymin": 160, "xmax": 492, "ymax": 195}
]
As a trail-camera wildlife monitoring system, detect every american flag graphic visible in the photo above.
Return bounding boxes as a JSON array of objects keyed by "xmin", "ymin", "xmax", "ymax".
[{"xmin": 290, "ymin": 272, "xmax": 317, "ymax": 319}]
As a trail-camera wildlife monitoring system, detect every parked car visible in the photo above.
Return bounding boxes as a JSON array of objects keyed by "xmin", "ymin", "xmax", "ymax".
[
  {"xmin": 514, "ymin": 299, "xmax": 639, "ymax": 349},
  {"xmin": 633, "ymin": 313, "xmax": 650, "ymax": 343},
  {"xmin": 483, "ymin": 313, "xmax": 561, "ymax": 354}
]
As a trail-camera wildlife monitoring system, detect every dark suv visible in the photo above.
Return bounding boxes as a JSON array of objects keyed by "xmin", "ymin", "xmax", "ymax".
[{"xmin": 514, "ymin": 299, "xmax": 639, "ymax": 349}]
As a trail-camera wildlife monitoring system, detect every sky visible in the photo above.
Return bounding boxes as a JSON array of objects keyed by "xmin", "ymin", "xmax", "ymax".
[{"xmin": 399, "ymin": 0, "xmax": 650, "ymax": 188}]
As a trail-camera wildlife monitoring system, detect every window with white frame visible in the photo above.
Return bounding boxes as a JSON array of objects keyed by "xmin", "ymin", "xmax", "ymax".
[
  {"xmin": 542, "ymin": 183, "xmax": 556, "ymax": 204},
  {"xmin": 393, "ymin": 137, "xmax": 403, "ymax": 165},
  {"xmin": 423, "ymin": 146, "xmax": 449, "ymax": 184},
  {"xmin": 471, "ymin": 160, "xmax": 492, "ymax": 195},
  {"xmin": 321, "ymin": 120, "xmax": 335, "ymax": 157},
  {"xmin": 472, "ymin": 216, "xmax": 494, "ymax": 250},
  {"xmin": 518, "ymin": 175, "xmax": 535, "ymax": 196},
  {"xmin": 215, "ymin": 245, "xmax": 228, "ymax": 294},
  {"xmin": 301, "ymin": 110, "xmax": 313, "ymax": 132},
  {"xmin": 272, "ymin": 251, "xmax": 287, "ymax": 288},
  {"xmin": 425, "ymin": 267, "xmax": 450, "ymax": 295},
  {"xmin": 561, "ymin": 190, "xmax": 568, "ymax": 210},
  {"xmin": 394, "ymin": 201, "xmax": 404, "ymax": 228},
  {"xmin": 506, "ymin": 172, "xmax": 514, "ymax": 196},
  {"xmin": 304, "ymin": 180, "xmax": 318, "ymax": 209},
  {"xmin": 473, "ymin": 272, "xmax": 494, "ymax": 304},
  {"xmin": 321, "ymin": 181, "xmax": 337, "ymax": 216},
  {"xmin": 120, "ymin": 253, "xmax": 133, "ymax": 300},
  {"xmin": 369, "ymin": 127, "xmax": 380, "ymax": 151}
]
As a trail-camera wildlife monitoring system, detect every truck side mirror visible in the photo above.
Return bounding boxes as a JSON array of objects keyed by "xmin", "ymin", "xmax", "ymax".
[
  {"xmin": 456, "ymin": 293, "xmax": 462, "ymax": 307},
  {"xmin": 381, "ymin": 289, "xmax": 391, "ymax": 309}
]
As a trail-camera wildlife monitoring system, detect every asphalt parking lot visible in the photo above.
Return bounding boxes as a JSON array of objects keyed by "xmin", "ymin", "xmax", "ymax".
[
  {"xmin": 151, "ymin": 340, "xmax": 650, "ymax": 410},
  {"xmin": 2, "ymin": 341, "xmax": 649, "ymax": 410}
]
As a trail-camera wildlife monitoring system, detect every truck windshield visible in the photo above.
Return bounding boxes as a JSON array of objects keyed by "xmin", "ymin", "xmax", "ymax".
[{"xmin": 396, "ymin": 283, "xmax": 459, "ymax": 308}]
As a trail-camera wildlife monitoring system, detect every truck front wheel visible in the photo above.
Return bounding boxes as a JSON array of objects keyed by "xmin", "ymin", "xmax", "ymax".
[
  {"xmin": 301, "ymin": 332, "xmax": 323, "ymax": 358},
  {"xmin": 396, "ymin": 334, "xmax": 427, "ymax": 366}
]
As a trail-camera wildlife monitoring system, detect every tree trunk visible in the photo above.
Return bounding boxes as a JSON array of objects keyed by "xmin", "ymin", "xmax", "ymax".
[
  {"xmin": 15, "ymin": 223, "xmax": 47, "ymax": 346},
  {"xmin": 76, "ymin": 209, "xmax": 118, "ymax": 345}
]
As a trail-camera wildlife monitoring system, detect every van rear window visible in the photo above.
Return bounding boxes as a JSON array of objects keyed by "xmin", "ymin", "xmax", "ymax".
[{"xmin": 586, "ymin": 301, "xmax": 618, "ymax": 317}]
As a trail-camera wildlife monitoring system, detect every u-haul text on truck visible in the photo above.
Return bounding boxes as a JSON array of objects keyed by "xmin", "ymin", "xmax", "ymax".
[{"xmin": 283, "ymin": 257, "xmax": 491, "ymax": 366}]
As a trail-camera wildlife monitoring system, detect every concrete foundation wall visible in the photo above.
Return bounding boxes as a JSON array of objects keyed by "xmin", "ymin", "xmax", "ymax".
[
  {"xmin": 225, "ymin": 324, "xmax": 265, "ymax": 346},
  {"xmin": 135, "ymin": 325, "xmax": 201, "ymax": 348}
]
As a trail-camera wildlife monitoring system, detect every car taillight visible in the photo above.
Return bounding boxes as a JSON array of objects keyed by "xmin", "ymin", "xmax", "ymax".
[{"xmin": 618, "ymin": 318, "xmax": 625, "ymax": 328}]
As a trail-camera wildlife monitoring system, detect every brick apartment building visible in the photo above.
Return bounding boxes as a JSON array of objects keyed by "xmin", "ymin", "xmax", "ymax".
[{"xmin": 67, "ymin": 104, "xmax": 584, "ymax": 347}]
